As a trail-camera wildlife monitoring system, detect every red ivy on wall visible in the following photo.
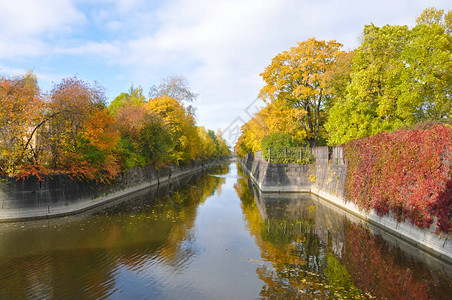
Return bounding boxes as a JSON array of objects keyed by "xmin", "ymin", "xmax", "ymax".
[{"xmin": 343, "ymin": 124, "xmax": 452, "ymax": 234}]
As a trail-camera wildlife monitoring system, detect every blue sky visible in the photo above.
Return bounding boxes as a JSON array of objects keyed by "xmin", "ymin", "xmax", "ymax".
[{"xmin": 0, "ymin": 0, "xmax": 449, "ymax": 145}]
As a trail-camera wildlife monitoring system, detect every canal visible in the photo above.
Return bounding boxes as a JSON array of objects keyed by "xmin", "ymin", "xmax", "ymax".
[{"xmin": 0, "ymin": 161, "xmax": 451, "ymax": 299}]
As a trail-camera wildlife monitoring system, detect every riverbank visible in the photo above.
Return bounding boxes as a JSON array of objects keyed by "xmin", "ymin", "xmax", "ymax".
[
  {"xmin": 0, "ymin": 159, "xmax": 228, "ymax": 222},
  {"xmin": 240, "ymin": 153, "xmax": 452, "ymax": 263}
]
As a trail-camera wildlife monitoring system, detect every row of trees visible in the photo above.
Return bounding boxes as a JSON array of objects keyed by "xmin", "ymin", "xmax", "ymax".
[
  {"xmin": 0, "ymin": 74, "xmax": 229, "ymax": 182},
  {"xmin": 235, "ymin": 7, "xmax": 451, "ymax": 155}
]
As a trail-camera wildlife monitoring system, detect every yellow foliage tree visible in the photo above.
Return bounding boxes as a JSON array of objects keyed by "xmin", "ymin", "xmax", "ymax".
[
  {"xmin": 259, "ymin": 38, "xmax": 344, "ymax": 146},
  {"xmin": 215, "ymin": 129, "xmax": 230, "ymax": 157},
  {"xmin": 197, "ymin": 126, "xmax": 216, "ymax": 159},
  {"xmin": 234, "ymin": 100, "xmax": 307, "ymax": 156},
  {"xmin": 144, "ymin": 96, "xmax": 199, "ymax": 163}
]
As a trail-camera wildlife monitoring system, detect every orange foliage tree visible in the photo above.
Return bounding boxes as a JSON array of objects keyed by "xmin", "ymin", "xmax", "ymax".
[
  {"xmin": 0, "ymin": 72, "xmax": 46, "ymax": 177},
  {"xmin": 46, "ymin": 77, "xmax": 120, "ymax": 182},
  {"xmin": 0, "ymin": 72, "xmax": 225, "ymax": 181}
]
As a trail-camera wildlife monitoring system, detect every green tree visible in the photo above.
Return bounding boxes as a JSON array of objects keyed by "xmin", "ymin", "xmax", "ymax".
[
  {"xmin": 326, "ymin": 9, "xmax": 452, "ymax": 145},
  {"xmin": 399, "ymin": 22, "xmax": 452, "ymax": 123},
  {"xmin": 108, "ymin": 85, "xmax": 146, "ymax": 116},
  {"xmin": 325, "ymin": 24, "xmax": 409, "ymax": 144},
  {"xmin": 114, "ymin": 102, "xmax": 173, "ymax": 169},
  {"xmin": 261, "ymin": 132, "xmax": 294, "ymax": 161}
]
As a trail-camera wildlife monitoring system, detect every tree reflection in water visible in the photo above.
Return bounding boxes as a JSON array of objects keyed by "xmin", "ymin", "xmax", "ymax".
[
  {"xmin": 0, "ymin": 164, "xmax": 229, "ymax": 299},
  {"xmin": 235, "ymin": 164, "xmax": 452, "ymax": 300}
]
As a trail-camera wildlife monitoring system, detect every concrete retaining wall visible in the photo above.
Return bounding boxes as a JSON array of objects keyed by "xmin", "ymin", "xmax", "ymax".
[
  {"xmin": 241, "ymin": 152, "xmax": 314, "ymax": 192},
  {"xmin": 240, "ymin": 154, "xmax": 452, "ymax": 263},
  {"xmin": 0, "ymin": 159, "xmax": 226, "ymax": 221}
]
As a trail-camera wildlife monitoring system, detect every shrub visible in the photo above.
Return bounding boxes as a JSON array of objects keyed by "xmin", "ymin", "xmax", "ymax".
[{"xmin": 261, "ymin": 132, "xmax": 293, "ymax": 162}]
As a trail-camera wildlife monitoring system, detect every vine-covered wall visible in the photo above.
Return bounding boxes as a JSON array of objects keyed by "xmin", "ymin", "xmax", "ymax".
[{"xmin": 343, "ymin": 124, "xmax": 452, "ymax": 233}]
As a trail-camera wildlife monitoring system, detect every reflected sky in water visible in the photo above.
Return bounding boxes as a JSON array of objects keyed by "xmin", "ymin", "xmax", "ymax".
[{"xmin": 0, "ymin": 162, "xmax": 451, "ymax": 299}]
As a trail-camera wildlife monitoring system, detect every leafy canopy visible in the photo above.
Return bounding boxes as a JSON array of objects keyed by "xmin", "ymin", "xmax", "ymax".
[
  {"xmin": 259, "ymin": 38, "xmax": 344, "ymax": 146},
  {"xmin": 326, "ymin": 9, "xmax": 452, "ymax": 145}
]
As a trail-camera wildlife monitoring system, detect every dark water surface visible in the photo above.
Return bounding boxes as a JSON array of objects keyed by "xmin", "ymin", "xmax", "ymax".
[{"xmin": 0, "ymin": 162, "xmax": 451, "ymax": 299}]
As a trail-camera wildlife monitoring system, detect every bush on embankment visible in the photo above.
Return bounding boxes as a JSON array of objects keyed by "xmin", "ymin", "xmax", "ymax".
[{"xmin": 343, "ymin": 124, "xmax": 452, "ymax": 234}]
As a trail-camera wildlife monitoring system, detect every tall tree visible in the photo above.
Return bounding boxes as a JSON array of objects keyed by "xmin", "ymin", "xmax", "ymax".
[
  {"xmin": 325, "ymin": 24, "xmax": 409, "ymax": 144},
  {"xmin": 416, "ymin": 7, "xmax": 452, "ymax": 34},
  {"xmin": 108, "ymin": 85, "xmax": 146, "ymax": 116},
  {"xmin": 259, "ymin": 38, "xmax": 343, "ymax": 146},
  {"xmin": 144, "ymin": 96, "xmax": 199, "ymax": 163},
  {"xmin": 114, "ymin": 102, "xmax": 173, "ymax": 169},
  {"xmin": 0, "ymin": 71, "xmax": 44, "ymax": 175},
  {"xmin": 197, "ymin": 126, "xmax": 216, "ymax": 159},
  {"xmin": 326, "ymin": 9, "xmax": 452, "ymax": 145},
  {"xmin": 48, "ymin": 77, "xmax": 120, "ymax": 181},
  {"xmin": 149, "ymin": 75, "xmax": 198, "ymax": 117},
  {"xmin": 149, "ymin": 75, "xmax": 197, "ymax": 103},
  {"xmin": 215, "ymin": 129, "xmax": 230, "ymax": 157}
]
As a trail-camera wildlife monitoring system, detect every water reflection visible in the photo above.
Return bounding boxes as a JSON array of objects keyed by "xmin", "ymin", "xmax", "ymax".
[
  {"xmin": 236, "ymin": 165, "xmax": 452, "ymax": 300},
  {"xmin": 0, "ymin": 164, "xmax": 229, "ymax": 299},
  {"xmin": 1, "ymin": 162, "xmax": 451, "ymax": 299}
]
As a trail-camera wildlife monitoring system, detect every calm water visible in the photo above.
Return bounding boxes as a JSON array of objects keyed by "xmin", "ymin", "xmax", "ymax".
[{"xmin": 0, "ymin": 161, "xmax": 451, "ymax": 299}]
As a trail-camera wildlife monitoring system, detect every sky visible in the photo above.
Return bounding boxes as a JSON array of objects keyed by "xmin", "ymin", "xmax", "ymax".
[{"xmin": 0, "ymin": 0, "xmax": 450, "ymax": 145}]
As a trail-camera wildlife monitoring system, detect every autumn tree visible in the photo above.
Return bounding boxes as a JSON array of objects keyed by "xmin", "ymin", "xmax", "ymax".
[
  {"xmin": 416, "ymin": 7, "xmax": 452, "ymax": 34},
  {"xmin": 144, "ymin": 96, "xmax": 199, "ymax": 164},
  {"xmin": 47, "ymin": 77, "xmax": 120, "ymax": 181},
  {"xmin": 0, "ymin": 71, "xmax": 45, "ymax": 176},
  {"xmin": 215, "ymin": 130, "xmax": 230, "ymax": 157},
  {"xmin": 234, "ymin": 114, "xmax": 267, "ymax": 156},
  {"xmin": 259, "ymin": 38, "xmax": 344, "ymax": 146},
  {"xmin": 234, "ymin": 99, "xmax": 308, "ymax": 157},
  {"xmin": 322, "ymin": 50, "xmax": 354, "ymax": 110},
  {"xmin": 149, "ymin": 75, "xmax": 198, "ymax": 116},
  {"xmin": 108, "ymin": 85, "xmax": 146, "ymax": 116},
  {"xmin": 326, "ymin": 8, "xmax": 452, "ymax": 144},
  {"xmin": 0, "ymin": 71, "xmax": 224, "ymax": 180},
  {"xmin": 114, "ymin": 102, "xmax": 173, "ymax": 169},
  {"xmin": 197, "ymin": 126, "xmax": 216, "ymax": 159}
]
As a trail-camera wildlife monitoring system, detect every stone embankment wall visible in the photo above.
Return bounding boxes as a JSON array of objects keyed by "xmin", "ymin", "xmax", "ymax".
[
  {"xmin": 240, "ymin": 153, "xmax": 452, "ymax": 263},
  {"xmin": 241, "ymin": 152, "xmax": 314, "ymax": 192},
  {"xmin": 0, "ymin": 159, "xmax": 226, "ymax": 221}
]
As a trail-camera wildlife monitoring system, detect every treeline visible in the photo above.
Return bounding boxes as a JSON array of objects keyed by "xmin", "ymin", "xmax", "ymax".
[
  {"xmin": 0, "ymin": 74, "xmax": 229, "ymax": 182},
  {"xmin": 235, "ymin": 7, "xmax": 451, "ymax": 156}
]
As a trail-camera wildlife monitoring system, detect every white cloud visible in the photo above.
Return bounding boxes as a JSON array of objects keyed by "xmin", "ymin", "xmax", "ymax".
[
  {"xmin": 0, "ymin": 0, "xmax": 85, "ymax": 38},
  {"xmin": 0, "ymin": 38, "xmax": 49, "ymax": 59},
  {"xmin": 1, "ymin": 0, "xmax": 450, "ymax": 136},
  {"xmin": 118, "ymin": 0, "xmax": 450, "ymax": 133},
  {"xmin": 56, "ymin": 41, "xmax": 121, "ymax": 57}
]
